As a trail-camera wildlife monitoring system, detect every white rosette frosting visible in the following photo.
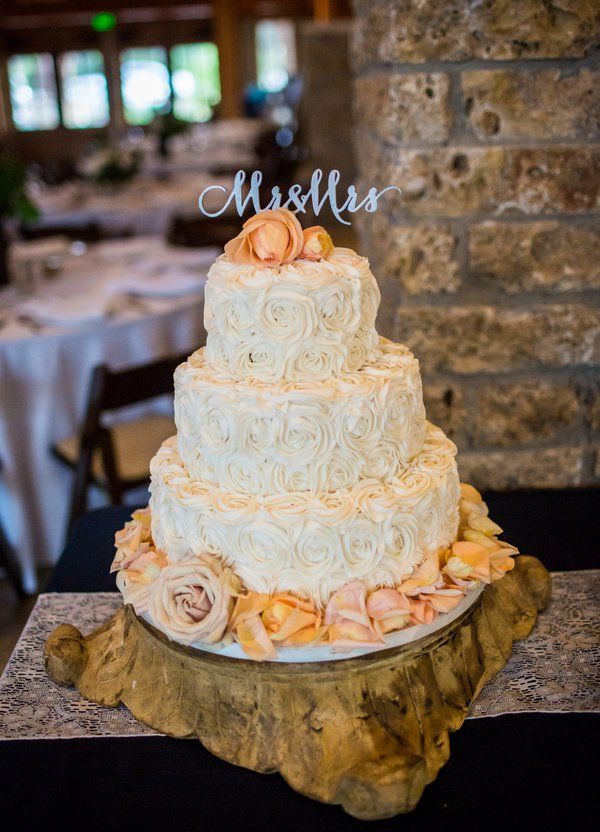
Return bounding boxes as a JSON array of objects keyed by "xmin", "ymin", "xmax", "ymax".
[
  {"xmin": 137, "ymin": 239, "xmax": 465, "ymax": 614},
  {"xmin": 203, "ymin": 247, "xmax": 380, "ymax": 382},
  {"xmin": 174, "ymin": 339, "xmax": 426, "ymax": 494},
  {"xmin": 149, "ymin": 422, "xmax": 459, "ymax": 606}
]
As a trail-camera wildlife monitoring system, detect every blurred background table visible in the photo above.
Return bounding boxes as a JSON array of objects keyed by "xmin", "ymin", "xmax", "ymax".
[{"xmin": 0, "ymin": 237, "xmax": 214, "ymax": 593}]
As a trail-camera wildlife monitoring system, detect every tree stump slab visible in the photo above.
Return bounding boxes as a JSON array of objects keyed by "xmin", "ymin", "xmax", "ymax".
[{"xmin": 44, "ymin": 555, "xmax": 551, "ymax": 819}]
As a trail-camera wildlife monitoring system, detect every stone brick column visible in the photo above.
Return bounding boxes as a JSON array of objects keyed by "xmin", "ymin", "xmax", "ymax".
[{"xmin": 352, "ymin": 0, "xmax": 600, "ymax": 490}]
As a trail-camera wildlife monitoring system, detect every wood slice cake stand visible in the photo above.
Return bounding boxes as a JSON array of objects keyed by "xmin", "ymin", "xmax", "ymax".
[{"xmin": 44, "ymin": 555, "xmax": 550, "ymax": 820}]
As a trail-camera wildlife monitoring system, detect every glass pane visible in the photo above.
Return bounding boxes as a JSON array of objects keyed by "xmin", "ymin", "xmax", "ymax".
[
  {"xmin": 255, "ymin": 20, "xmax": 297, "ymax": 93},
  {"xmin": 59, "ymin": 50, "xmax": 109, "ymax": 129},
  {"xmin": 8, "ymin": 53, "xmax": 60, "ymax": 131},
  {"xmin": 170, "ymin": 42, "xmax": 221, "ymax": 123},
  {"xmin": 120, "ymin": 47, "xmax": 170, "ymax": 125}
]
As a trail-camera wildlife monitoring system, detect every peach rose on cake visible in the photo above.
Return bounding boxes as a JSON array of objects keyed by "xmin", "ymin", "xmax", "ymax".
[
  {"xmin": 300, "ymin": 226, "xmax": 334, "ymax": 261},
  {"xmin": 115, "ymin": 544, "xmax": 168, "ymax": 614},
  {"xmin": 110, "ymin": 507, "xmax": 152, "ymax": 573},
  {"xmin": 366, "ymin": 588, "xmax": 412, "ymax": 635},
  {"xmin": 224, "ymin": 208, "xmax": 303, "ymax": 267},
  {"xmin": 149, "ymin": 555, "xmax": 240, "ymax": 645},
  {"xmin": 325, "ymin": 581, "xmax": 382, "ymax": 649}
]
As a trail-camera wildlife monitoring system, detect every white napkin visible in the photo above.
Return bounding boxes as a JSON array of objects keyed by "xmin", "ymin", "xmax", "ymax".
[
  {"xmin": 17, "ymin": 294, "xmax": 109, "ymax": 327},
  {"xmin": 114, "ymin": 268, "xmax": 206, "ymax": 298}
]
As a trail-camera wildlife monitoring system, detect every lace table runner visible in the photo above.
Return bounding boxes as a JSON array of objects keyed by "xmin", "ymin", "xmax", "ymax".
[{"xmin": 0, "ymin": 570, "xmax": 598, "ymax": 740}]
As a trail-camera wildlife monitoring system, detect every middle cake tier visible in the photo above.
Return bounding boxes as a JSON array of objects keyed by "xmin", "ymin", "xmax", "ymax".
[
  {"xmin": 149, "ymin": 422, "xmax": 460, "ymax": 606},
  {"xmin": 175, "ymin": 337, "xmax": 427, "ymax": 494}
]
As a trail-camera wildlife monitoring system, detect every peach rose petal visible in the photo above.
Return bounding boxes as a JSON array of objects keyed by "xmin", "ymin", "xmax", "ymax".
[
  {"xmin": 450, "ymin": 541, "xmax": 492, "ymax": 583},
  {"xmin": 235, "ymin": 615, "xmax": 277, "ymax": 661},
  {"xmin": 366, "ymin": 588, "xmax": 412, "ymax": 634},
  {"xmin": 410, "ymin": 598, "xmax": 437, "ymax": 625},
  {"xmin": 282, "ymin": 621, "xmax": 324, "ymax": 647},
  {"xmin": 229, "ymin": 592, "xmax": 270, "ymax": 631},
  {"xmin": 131, "ymin": 506, "xmax": 152, "ymax": 534},
  {"xmin": 329, "ymin": 620, "xmax": 381, "ymax": 650},
  {"xmin": 396, "ymin": 553, "xmax": 442, "ymax": 596},
  {"xmin": 460, "ymin": 483, "xmax": 483, "ymax": 502},
  {"xmin": 424, "ymin": 587, "xmax": 465, "ymax": 614},
  {"xmin": 224, "ymin": 208, "xmax": 304, "ymax": 267},
  {"xmin": 489, "ymin": 547, "xmax": 516, "ymax": 581},
  {"xmin": 262, "ymin": 597, "xmax": 319, "ymax": 642},
  {"xmin": 300, "ymin": 226, "xmax": 334, "ymax": 261}
]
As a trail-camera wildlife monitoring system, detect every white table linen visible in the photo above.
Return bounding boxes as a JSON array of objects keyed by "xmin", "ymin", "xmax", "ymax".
[
  {"xmin": 0, "ymin": 240, "xmax": 210, "ymax": 592},
  {"xmin": 33, "ymin": 172, "xmax": 233, "ymax": 237}
]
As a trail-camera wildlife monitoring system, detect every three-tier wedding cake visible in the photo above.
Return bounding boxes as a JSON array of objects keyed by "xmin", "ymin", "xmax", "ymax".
[{"xmin": 111, "ymin": 208, "xmax": 516, "ymax": 660}]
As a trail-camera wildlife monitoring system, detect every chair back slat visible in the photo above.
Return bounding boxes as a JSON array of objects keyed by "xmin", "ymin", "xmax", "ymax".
[{"xmin": 99, "ymin": 350, "xmax": 195, "ymax": 411}]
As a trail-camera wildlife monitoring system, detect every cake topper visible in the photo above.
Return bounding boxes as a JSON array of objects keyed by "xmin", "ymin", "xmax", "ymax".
[{"xmin": 198, "ymin": 169, "xmax": 401, "ymax": 226}]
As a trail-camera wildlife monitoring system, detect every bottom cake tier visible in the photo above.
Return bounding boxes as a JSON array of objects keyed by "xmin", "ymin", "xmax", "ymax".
[{"xmin": 148, "ymin": 421, "xmax": 460, "ymax": 605}]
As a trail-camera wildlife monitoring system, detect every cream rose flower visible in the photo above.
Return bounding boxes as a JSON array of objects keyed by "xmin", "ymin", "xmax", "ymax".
[
  {"xmin": 272, "ymin": 406, "xmax": 334, "ymax": 463},
  {"xmin": 317, "ymin": 448, "xmax": 362, "ymax": 492},
  {"xmin": 341, "ymin": 398, "xmax": 381, "ymax": 453},
  {"xmin": 392, "ymin": 467, "xmax": 435, "ymax": 504},
  {"xmin": 176, "ymin": 480, "xmax": 214, "ymax": 510},
  {"xmin": 259, "ymin": 286, "xmax": 318, "ymax": 342},
  {"xmin": 383, "ymin": 383, "xmax": 415, "ymax": 438},
  {"xmin": 233, "ymin": 339, "xmax": 284, "ymax": 380},
  {"xmin": 224, "ymin": 208, "xmax": 303, "ymax": 267},
  {"xmin": 199, "ymin": 405, "xmax": 231, "ymax": 448},
  {"xmin": 174, "ymin": 390, "xmax": 198, "ymax": 439},
  {"xmin": 284, "ymin": 338, "xmax": 345, "ymax": 382},
  {"xmin": 310, "ymin": 492, "xmax": 356, "ymax": 526},
  {"xmin": 211, "ymin": 491, "xmax": 257, "ymax": 525},
  {"xmin": 340, "ymin": 519, "xmax": 381, "ymax": 577},
  {"xmin": 352, "ymin": 479, "xmax": 397, "ymax": 523},
  {"xmin": 269, "ymin": 461, "xmax": 312, "ymax": 493},
  {"xmin": 291, "ymin": 521, "xmax": 339, "ymax": 578},
  {"xmin": 187, "ymin": 516, "xmax": 226, "ymax": 558},
  {"xmin": 317, "ymin": 281, "xmax": 359, "ymax": 333},
  {"xmin": 383, "ymin": 511, "xmax": 419, "ymax": 569},
  {"xmin": 149, "ymin": 556, "xmax": 238, "ymax": 645},
  {"xmin": 360, "ymin": 278, "xmax": 380, "ymax": 327},
  {"xmin": 234, "ymin": 521, "xmax": 291, "ymax": 576},
  {"xmin": 417, "ymin": 502, "xmax": 446, "ymax": 555},
  {"xmin": 154, "ymin": 492, "xmax": 191, "ymax": 561},
  {"xmin": 346, "ymin": 330, "xmax": 371, "ymax": 372},
  {"xmin": 215, "ymin": 293, "xmax": 254, "ymax": 342},
  {"xmin": 205, "ymin": 333, "xmax": 231, "ymax": 373},
  {"xmin": 220, "ymin": 457, "xmax": 263, "ymax": 494},
  {"xmin": 362, "ymin": 440, "xmax": 399, "ymax": 480},
  {"xmin": 237, "ymin": 412, "xmax": 272, "ymax": 453}
]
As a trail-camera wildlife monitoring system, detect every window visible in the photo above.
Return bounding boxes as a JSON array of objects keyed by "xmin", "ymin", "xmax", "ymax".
[
  {"xmin": 8, "ymin": 53, "xmax": 60, "ymax": 131},
  {"xmin": 120, "ymin": 47, "xmax": 170, "ymax": 125},
  {"xmin": 255, "ymin": 20, "xmax": 297, "ymax": 93},
  {"xmin": 170, "ymin": 43, "xmax": 220, "ymax": 122},
  {"xmin": 59, "ymin": 50, "xmax": 109, "ymax": 129}
]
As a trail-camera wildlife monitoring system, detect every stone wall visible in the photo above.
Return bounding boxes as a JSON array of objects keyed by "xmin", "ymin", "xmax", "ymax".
[{"xmin": 352, "ymin": 0, "xmax": 600, "ymax": 490}]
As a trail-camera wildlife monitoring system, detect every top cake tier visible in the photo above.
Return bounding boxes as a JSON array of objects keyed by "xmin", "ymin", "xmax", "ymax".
[{"xmin": 203, "ymin": 247, "xmax": 381, "ymax": 383}]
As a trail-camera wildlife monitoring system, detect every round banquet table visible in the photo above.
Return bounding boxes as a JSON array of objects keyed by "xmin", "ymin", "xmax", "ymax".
[
  {"xmin": 2, "ymin": 488, "xmax": 599, "ymax": 832},
  {"xmin": 0, "ymin": 240, "xmax": 209, "ymax": 593}
]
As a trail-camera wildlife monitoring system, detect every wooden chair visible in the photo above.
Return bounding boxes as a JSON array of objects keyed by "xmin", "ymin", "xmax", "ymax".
[{"xmin": 52, "ymin": 351, "xmax": 194, "ymax": 538}]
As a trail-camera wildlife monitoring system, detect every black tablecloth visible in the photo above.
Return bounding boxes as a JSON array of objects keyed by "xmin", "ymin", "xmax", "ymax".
[{"xmin": 3, "ymin": 489, "xmax": 599, "ymax": 832}]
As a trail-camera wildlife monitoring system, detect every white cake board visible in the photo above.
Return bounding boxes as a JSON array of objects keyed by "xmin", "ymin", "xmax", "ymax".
[{"xmin": 141, "ymin": 583, "xmax": 484, "ymax": 663}]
